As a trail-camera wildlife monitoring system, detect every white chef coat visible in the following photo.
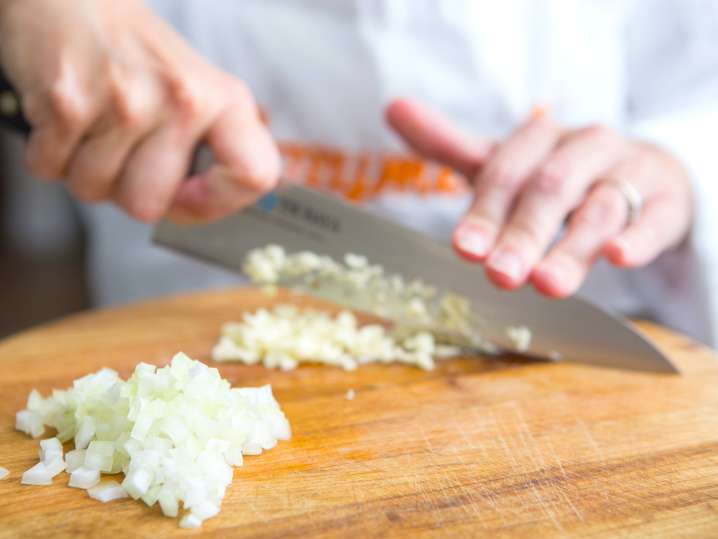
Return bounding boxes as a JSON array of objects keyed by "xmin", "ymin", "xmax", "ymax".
[{"xmin": 81, "ymin": 0, "xmax": 718, "ymax": 346}]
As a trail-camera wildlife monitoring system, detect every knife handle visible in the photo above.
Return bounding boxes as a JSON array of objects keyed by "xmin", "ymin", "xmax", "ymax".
[{"xmin": 0, "ymin": 69, "xmax": 31, "ymax": 136}]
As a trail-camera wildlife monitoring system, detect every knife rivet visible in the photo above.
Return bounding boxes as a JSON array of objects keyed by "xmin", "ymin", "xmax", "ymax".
[{"xmin": 0, "ymin": 91, "xmax": 19, "ymax": 117}]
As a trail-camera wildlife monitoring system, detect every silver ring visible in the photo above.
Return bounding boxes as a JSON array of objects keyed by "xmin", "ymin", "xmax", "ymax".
[{"xmin": 606, "ymin": 178, "xmax": 643, "ymax": 226}]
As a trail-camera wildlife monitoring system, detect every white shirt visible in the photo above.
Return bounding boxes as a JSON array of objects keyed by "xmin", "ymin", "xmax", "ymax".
[{"xmin": 82, "ymin": 0, "xmax": 718, "ymax": 346}]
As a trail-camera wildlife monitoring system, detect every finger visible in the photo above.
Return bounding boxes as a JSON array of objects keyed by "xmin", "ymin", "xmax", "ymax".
[
  {"xmin": 531, "ymin": 182, "xmax": 628, "ymax": 297},
  {"xmin": 65, "ymin": 71, "xmax": 161, "ymax": 201},
  {"xmin": 604, "ymin": 194, "xmax": 687, "ymax": 268},
  {"xmin": 169, "ymin": 95, "xmax": 280, "ymax": 222},
  {"xmin": 66, "ymin": 130, "xmax": 136, "ymax": 202},
  {"xmin": 485, "ymin": 125, "xmax": 627, "ymax": 289},
  {"xmin": 23, "ymin": 70, "xmax": 97, "ymax": 180},
  {"xmin": 602, "ymin": 149, "xmax": 692, "ymax": 268},
  {"xmin": 113, "ymin": 125, "xmax": 195, "ymax": 223},
  {"xmin": 385, "ymin": 97, "xmax": 493, "ymax": 179},
  {"xmin": 453, "ymin": 109, "xmax": 560, "ymax": 262}
]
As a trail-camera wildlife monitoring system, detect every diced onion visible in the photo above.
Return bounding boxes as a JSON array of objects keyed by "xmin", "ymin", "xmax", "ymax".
[
  {"xmin": 21, "ymin": 462, "xmax": 52, "ymax": 486},
  {"xmin": 122, "ymin": 468, "xmax": 152, "ymax": 499},
  {"xmin": 69, "ymin": 467, "xmax": 100, "ymax": 489},
  {"xmin": 16, "ymin": 353, "xmax": 290, "ymax": 528},
  {"xmin": 88, "ymin": 481, "xmax": 129, "ymax": 503},
  {"xmin": 179, "ymin": 513, "xmax": 203, "ymax": 529},
  {"xmin": 39, "ymin": 437, "xmax": 63, "ymax": 464},
  {"xmin": 85, "ymin": 441, "xmax": 114, "ymax": 473},
  {"xmin": 0, "ymin": 467, "xmax": 8, "ymax": 480},
  {"xmin": 65, "ymin": 449, "xmax": 86, "ymax": 473},
  {"xmin": 21, "ymin": 459, "xmax": 65, "ymax": 485},
  {"xmin": 16, "ymin": 410, "xmax": 44, "ymax": 438}
]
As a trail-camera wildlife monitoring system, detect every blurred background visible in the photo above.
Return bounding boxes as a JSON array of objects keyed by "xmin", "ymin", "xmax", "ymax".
[{"xmin": 0, "ymin": 132, "xmax": 90, "ymax": 338}]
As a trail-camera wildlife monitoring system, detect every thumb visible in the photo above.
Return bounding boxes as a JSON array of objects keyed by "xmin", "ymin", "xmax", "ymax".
[
  {"xmin": 169, "ymin": 101, "xmax": 280, "ymax": 223},
  {"xmin": 385, "ymin": 97, "xmax": 493, "ymax": 180}
]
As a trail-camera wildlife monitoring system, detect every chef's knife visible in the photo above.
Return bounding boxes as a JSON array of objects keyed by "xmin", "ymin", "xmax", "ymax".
[
  {"xmin": 153, "ymin": 181, "xmax": 677, "ymax": 373},
  {"xmin": 0, "ymin": 69, "xmax": 677, "ymax": 373}
]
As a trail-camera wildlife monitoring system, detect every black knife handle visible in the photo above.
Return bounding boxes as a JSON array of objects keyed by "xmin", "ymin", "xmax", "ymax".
[{"xmin": 0, "ymin": 69, "xmax": 31, "ymax": 136}]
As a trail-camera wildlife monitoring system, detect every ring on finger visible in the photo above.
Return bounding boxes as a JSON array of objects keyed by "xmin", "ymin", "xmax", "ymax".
[{"xmin": 605, "ymin": 178, "xmax": 643, "ymax": 226}]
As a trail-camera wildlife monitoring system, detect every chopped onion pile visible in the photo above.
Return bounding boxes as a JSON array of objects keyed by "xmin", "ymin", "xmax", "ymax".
[
  {"xmin": 243, "ymin": 245, "xmax": 491, "ymax": 350},
  {"xmin": 15, "ymin": 353, "xmax": 290, "ymax": 528},
  {"xmin": 213, "ymin": 305, "xmax": 461, "ymax": 371}
]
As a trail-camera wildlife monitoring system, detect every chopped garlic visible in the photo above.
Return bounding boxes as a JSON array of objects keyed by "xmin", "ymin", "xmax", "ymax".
[
  {"xmin": 507, "ymin": 325, "xmax": 532, "ymax": 352},
  {"xmin": 0, "ymin": 467, "xmax": 8, "ymax": 480},
  {"xmin": 213, "ymin": 306, "xmax": 451, "ymax": 371},
  {"xmin": 16, "ymin": 353, "xmax": 290, "ymax": 528},
  {"xmin": 242, "ymin": 245, "xmax": 491, "ymax": 351}
]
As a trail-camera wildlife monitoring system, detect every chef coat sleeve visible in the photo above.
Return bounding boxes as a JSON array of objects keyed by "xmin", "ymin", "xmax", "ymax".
[{"xmin": 622, "ymin": 0, "xmax": 718, "ymax": 346}]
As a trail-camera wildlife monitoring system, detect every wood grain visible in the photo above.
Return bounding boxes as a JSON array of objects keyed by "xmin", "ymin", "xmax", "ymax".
[{"xmin": 0, "ymin": 287, "xmax": 717, "ymax": 538}]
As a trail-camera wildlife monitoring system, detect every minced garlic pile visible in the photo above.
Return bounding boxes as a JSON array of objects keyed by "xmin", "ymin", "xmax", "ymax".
[
  {"xmin": 242, "ymin": 246, "xmax": 482, "ymax": 344},
  {"xmin": 213, "ymin": 306, "xmax": 461, "ymax": 371},
  {"xmin": 211, "ymin": 245, "xmax": 500, "ymax": 371}
]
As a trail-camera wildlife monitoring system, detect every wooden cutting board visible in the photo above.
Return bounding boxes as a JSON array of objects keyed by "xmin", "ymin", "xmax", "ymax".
[{"xmin": 0, "ymin": 288, "xmax": 717, "ymax": 538}]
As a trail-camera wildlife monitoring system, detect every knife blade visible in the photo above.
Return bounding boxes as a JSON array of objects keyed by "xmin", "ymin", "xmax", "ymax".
[{"xmin": 153, "ymin": 182, "xmax": 678, "ymax": 373}]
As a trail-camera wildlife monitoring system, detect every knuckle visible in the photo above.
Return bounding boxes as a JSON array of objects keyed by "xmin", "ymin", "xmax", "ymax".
[
  {"xmin": 574, "ymin": 188, "xmax": 625, "ymax": 228},
  {"xmin": 506, "ymin": 219, "xmax": 544, "ymax": 248},
  {"xmin": 218, "ymin": 79, "xmax": 258, "ymax": 123},
  {"xmin": 110, "ymin": 76, "xmax": 151, "ymax": 130},
  {"xmin": 533, "ymin": 161, "xmax": 567, "ymax": 198},
  {"xmin": 578, "ymin": 123, "xmax": 618, "ymax": 146},
  {"xmin": 168, "ymin": 76, "xmax": 213, "ymax": 121},
  {"xmin": 227, "ymin": 79, "xmax": 253, "ymax": 105},
  {"xmin": 483, "ymin": 163, "xmax": 522, "ymax": 191},
  {"xmin": 580, "ymin": 123, "xmax": 610, "ymax": 140},
  {"xmin": 47, "ymin": 79, "xmax": 90, "ymax": 129}
]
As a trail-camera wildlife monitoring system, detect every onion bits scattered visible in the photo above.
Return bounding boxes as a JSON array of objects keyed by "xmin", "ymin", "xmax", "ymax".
[{"xmin": 15, "ymin": 353, "xmax": 291, "ymax": 528}]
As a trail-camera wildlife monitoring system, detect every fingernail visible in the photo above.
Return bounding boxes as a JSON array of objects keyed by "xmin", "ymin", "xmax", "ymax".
[
  {"xmin": 454, "ymin": 223, "xmax": 490, "ymax": 259},
  {"xmin": 487, "ymin": 250, "xmax": 523, "ymax": 281}
]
